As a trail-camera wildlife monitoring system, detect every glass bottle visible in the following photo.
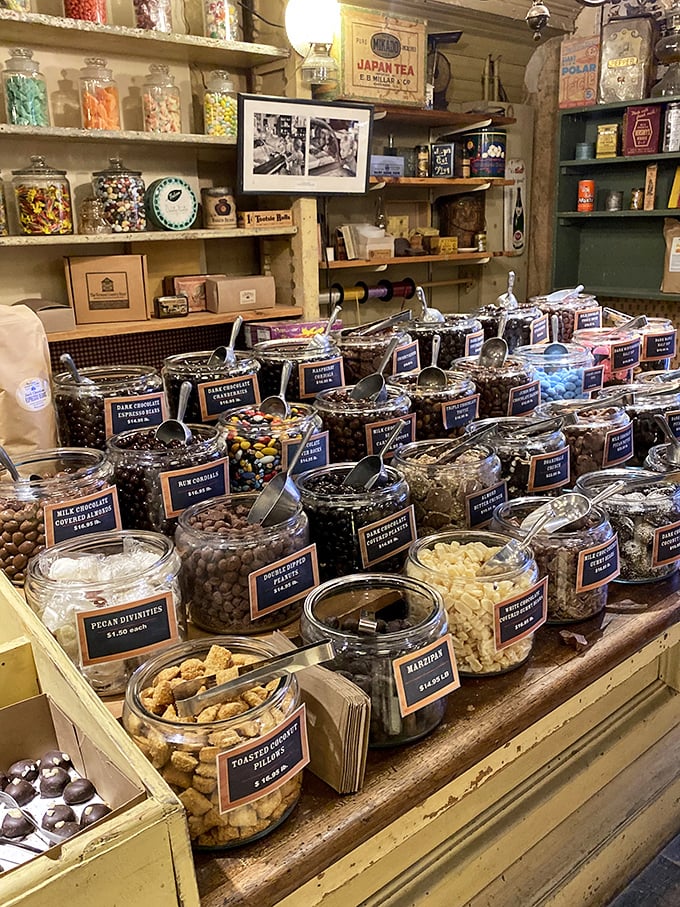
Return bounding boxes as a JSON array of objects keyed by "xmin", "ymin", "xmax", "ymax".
[
  {"xmin": 203, "ymin": 0, "xmax": 241, "ymax": 41},
  {"xmin": 652, "ymin": 9, "xmax": 680, "ymax": 97},
  {"xmin": 92, "ymin": 158, "xmax": 146, "ymax": 233},
  {"xmin": 78, "ymin": 196, "xmax": 110, "ymax": 235},
  {"xmin": 203, "ymin": 70, "xmax": 238, "ymax": 137},
  {"xmin": 142, "ymin": 63, "xmax": 181, "ymax": 134},
  {"xmin": 12, "ymin": 155, "xmax": 73, "ymax": 235},
  {"xmin": 2, "ymin": 48, "xmax": 50, "ymax": 127},
  {"xmin": 63, "ymin": 0, "xmax": 107, "ymax": 24},
  {"xmin": 79, "ymin": 57, "xmax": 120, "ymax": 130}
]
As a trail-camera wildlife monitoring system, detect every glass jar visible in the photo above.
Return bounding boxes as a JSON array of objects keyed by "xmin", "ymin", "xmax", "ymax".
[
  {"xmin": 132, "ymin": 0, "xmax": 172, "ymax": 32},
  {"xmin": 0, "ymin": 447, "xmax": 115, "ymax": 586},
  {"xmin": 142, "ymin": 64, "xmax": 181, "ymax": 134},
  {"xmin": 63, "ymin": 0, "xmax": 107, "ymax": 23},
  {"xmin": 338, "ymin": 329, "xmax": 412, "ymax": 384},
  {"xmin": 25, "ymin": 530, "xmax": 183, "ymax": 695},
  {"xmin": 296, "ymin": 463, "xmax": 412, "ymax": 581},
  {"xmin": 572, "ymin": 327, "xmax": 641, "ymax": 387},
  {"xmin": 492, "ymin": 497, "xmax": 615, "ymax": 623},
  {"xmin": 406, "ymin": 314, "xmax": 485, "ymax": 368},
  {"xmin": 536, "ymin": 400, "xmax": 633, "ymax": 484},
  {"xmin": 514, "ymin": 343, "xmax": 596, "ymax": 403},
  {"xmin": 406, "ymin": 530, "xmax": 540, "ymax": 675},
  {"xmin": 474, "ymin": 302, "xmax": 547, "ymax": 352},
  {"xmin": 575, "ymin": 468, "xmax": 680, "ymax": 584},
  {"xmin": 388, "ymin": 371, "xmax": 477, "ymax": 440},
  {"xmin": 12, "ymin": 155, "xmax": 73, "ymax": 236},
  {"xmin": 392, "ymin": 440, "xmax": 501, "ymax": 534},
  {"xmin": 0, "ymin": 185, "xmax": 8, "ymax": 237},
  {"xmin": 530, "ymin": 293, "xmax": 601, "ymax": 343},
  {"xmin": 78, "ymin": 196, "xmax": 110, "ymax": 234},
  {"xmin": 122, "ymin": 636, "xmax": 303, "ymax": 848},
  {"xmin": 301, "ymin": 574, "xmax": 450, "ymax": 747},
  {"xmin": 53, "ymin": 365, "xmax": 165, "ymax": 451},
  {"xmin": 451, "ymin": 355, "xmax": 539, "ymax": 419},
  {"xmin": 79, "ymin": 57, "xmax": 120, "ymax": 131},
  {"xmin": 598, "ymin": 383, "xmax": 680, "ymax": 467},
  {"xmin": 162, "ymin": 351, "xmax": 261, "ymax": 425},
  {"xmin": 313, "ymin": 386, "xmax": 412, "ymax": 462},
  {"xmin": 218, "ymin": 403, "xmax": 323, "ymax": 493},
  {"xmin": 203, "ymin": 0, "xmax": 241, "ymax": 40},
  {"xmin": 106, "ymin": 426, "xmax": 227, "ymax": 535},
  {"xmin": 176, "ymin": 495, "xmax": 309, "ymax": 634},
  {"xmin": 203, "ymin": 70, "xmax": 238, "ymax": 137},
  {"xmin": 2, "ymin": 48, "xmax": 50, "ymax": 127},
  {"xmin": 645, "ymin": 443, "xmax": 680, "ymax": 473},
  {"xmin": 466, "ymin": 416, "xmax": 570, "ymax": 497},
  {"xmin": 92, "ymin": 158, "xmax": 146, "ymax": 233},
  {"xmin": 253, "ymin": 338, "xmax": 344, "ymax": 403},
  {"xmin": 639, "ymin": 318, "xmax": 677, "ymax": 372},
  {"xmin": 652, "ymin": 9, "xmax": 680, "ymax": 97}
]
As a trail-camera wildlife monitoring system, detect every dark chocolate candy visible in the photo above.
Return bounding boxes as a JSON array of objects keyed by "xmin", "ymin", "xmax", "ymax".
[
  {"xmin": 0, "ymin": 772, "xmax": 7, "ymax": 790},
  {"xmin": 2, "ymin": 809, "xmax": 33, "ymax": 838},
  {"xmin": 7, "ymin": 759, "xmax": 38, "ymax": 782},
  {"xmin": 63, "ymin": 779, "xmax": 96, "ymax": 805},
  {"xmin": 39, "ymin": 766, "xmax": 71, "ymax": 798},
  {"xmin": 6, "ymin": 778, "xmax": 36, "ymax": 806},
  {"xmin": 40, "ymin": 751, "xmax": 72, "ymax": 771},
  {"xmin": 79, "ymin": 802, "xmax": 112, "ymax": 827},
  {"xmin": 42, "ymin": 804, "xmax": 76, "ymax": 831},
  {"xmin": 51, "ymin": 820, "xmax": 81, "ymax": 839}
]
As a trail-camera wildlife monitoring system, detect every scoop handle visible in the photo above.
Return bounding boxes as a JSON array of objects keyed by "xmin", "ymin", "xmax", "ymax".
[
  {"xmin": 377, "ymin": 335, "xmax": 402, "ymax": 376},
  {"xmin": 176, "ymin": 380, "xmax": 192, "ymax": 422},
  {"xmin": 0, "ymin": 445, "xmax": 20, "ymax": 481},
  {"xmin": 278, "ymin": 359, "xmax": 293, "ymax": 397},
  {"xmin": 430, "ymin": 334, "xmax": 441, "ymax": 368},
  {"xmin": 378, "ymin": 419, "xmax": 407, "ymax": 459},
  {"xmin": 284, "ymin": 421, "xmax": 317, "ymax": 477},
  {"xmin": 226, "ymin": 315, "xmax": 243, "ymax": 353}
]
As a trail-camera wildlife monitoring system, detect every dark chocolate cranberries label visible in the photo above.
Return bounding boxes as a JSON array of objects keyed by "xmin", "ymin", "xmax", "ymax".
[
  {"xmin": 44, "ymin": 487, "xmax": 122, "ymax": 547},
  {"xmin": 160, "ymin": 458, "xmax": 229, "ymax": 518},
  {"xmin": 248, "ymin": 544, "xmax": 320, "ymax": 619},
  {"xmin": 528, "ymin": 446, "xmax": 570, "ymax": 492},
  {"xmin": 530, "ymin": 315, "xmax": 549, "ymax": 345},
  {"xmin": 299, "ymin": 358, "xmax": 345, "ymax": 399},
  {"xmin": 575, "ymin": 307, "xmax": 602, "ymax": 331},
  {"xmin": 603, "ymin": 424, "xmax": 633, "ymax": 468},
  {"xmin": 217, "ymin": 704, "xmax": 309, "ymax": 812},
  {"xmin": 466, "ymin": 481, "xmax": 508, "ymax": 529},
  {"xmin": 359, "ymin": 505, "xmax": 416, "ymax": 568},
  {"xmin": 576, "ymin": 535, "xmax": 620, "ymax": 592},
  {"xmin": 507, "ymin": 381, "xmax": 541, "ymax": 416},
  {"xmin": 281, "ymin": 431, "xmax": 330, "ymax": 475},
  {"xmin": 198, "ymin": 375, "xmax": 260, "ymax": 421},
  {"xmin": 365, "ymin": 414, "xmax": 416, "ymax": 455},
  {"xmin": 392, "ymin": 635, "xmax": 460, "ymax": 718},
  {"xmin": 494, "ymin": 577, "xmax": 548, "ymax": 650},
  {"xmin": 76, "ymin": 593, "xmax": 179, "ymax": 666},
  {"xmin": 393, "ymin": 341, "xmax": 420, "ymax": 375},
  {"xmin": 643, "ymin": 331, "xmax": 677, "ymax": 362},
  {"xmin": 582, "ymin": 365, "xmax": 605, "ymax": 394},
  {"xmin": 611, "ymin": 339, "xmax": 641, "ymax": 372},
  {"xmin": 104, "ymin": 393, "xmax": 167, "ymax": 438},
  {"xmin": 666, "ymin": 411, "xmax": 680, "ymax": 439},
  {"xmin": 466, "ymin": 330, "xmax": 485, "ymax": 357},
  {"xmin": 442, "ymin": 394, "xmax": 480, "ymax": 431},
  {"xmin": 652, "ymin": 521, "xmax": 680, "ymax": 568}
]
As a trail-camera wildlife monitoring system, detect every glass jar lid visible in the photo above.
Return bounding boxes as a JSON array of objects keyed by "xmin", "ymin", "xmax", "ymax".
[
  {"xmin": 92, "ymin": 157, "xmax": 142, "ymax": 178},
  {"xmin": 53, "ymin": 364, "xmax": 158, "ymax": 390},
  {"xmin": 144, "ymin": 63, "xmax": 176, "ymax": 86},
  {"xmin": 575, "ymin": 467, "xmax": 680, "ymax": 504},
  {"xmin": 4, "ymin": 47, "xmax": 39, "ymax": 73},
  {"xmin": 80, "ymin": 57, "xmax": 113, "ymax": 79},
  {"xmin": 206, "ymin": 70, "xmax": 234, "ymax": 92},
  {"xmin": 12, "ymin": 155, "xmax": 67, "ymax": 178}
]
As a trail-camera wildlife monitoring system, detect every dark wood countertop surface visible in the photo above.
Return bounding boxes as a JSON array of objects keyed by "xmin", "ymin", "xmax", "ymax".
[{"xmin": 195, "ymin": 578, "xmax": 680, "ymax": 906}]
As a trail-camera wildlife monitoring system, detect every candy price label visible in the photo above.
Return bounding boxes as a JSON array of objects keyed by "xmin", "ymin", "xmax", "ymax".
[
  {"xmin": 248, "ymin": 544, "xmax": 320, "ymax": 618},
  {"xmin": 44, "ymin": 487, "xmax": 122, "ymax": 547},
  {"xmin": 466, "ymin": 481, "xmax": 508, "ymax": 529},
  {"xmin": 359, "ymin": 505, "xmax": 416, "ymax": 568},
  {"xmin": 611, "ymin": 339, "xmax": 641, "ymax": 372},
  {"xmin": 77, "ymin": 592, "xmax": 178, "ymax": 666},
  {"xmin": 299, "ymin": 358, "xmax": 345, "ymax": 398},
  {"xmin": 528, "ymin": 447, "xmax": 570, "ymax": 492},
  {"xmin": 643, "ymin": 331, "xmax": 677, "ymax": 362},
  {"xmin": 466, "ymin": 330, "xmax": 485, "ymax": 357},
  {"xmin": 442, "ymin": 394, "xmax": 480, "ymax": 431},
  {"xmin": 582, "ymin": 365, "xmax": 605, "ymax": 394},
  {"xmin": 652, "ymin": 521, "xmax": 680, "ymax": 568},
  {"xmin": 392, "ymin": 341, "xmax": 420, "ymax": 375},
  {"xmin": 494, "ymin": 577, "xmax": 548, "ymax": 650},
  {"xmin": 575, "ymin": 307, "xmax": 602, "ymax": 331},
  {"xmin": 576, "ymin": 535, "xmax": 620, "ymax": 592},
  {"xmin": 161, "ymin": 458, "xmax": 229, "ymax": 518},
  {"xmin": 104, "ymin": 392, "xmax": 167, "ymax": 438},
  {"xmin": 603, "ymin": 424, "xmax": 633, "ymax": 468},
  {"xmin": 530, "ymin": 315, "xmax": 549, "ymax": 345},
  {"xmin": 393, "ymin": 635, "xmax": 460, "ymax": 717},
  {"xmin": 666, "ymin": 411, "xmax": 680, "ymax": 439},
  {"xmin": 217, "ymin": 705, "xmax": 309, "ymax": 812},
  {"xmin": 281, "ymin": 432, "xmax": 329, "ymax": 474},
  {"xmin": 507, "ymin": 381, "xmax": 540, "ymax": 416},
  {"xmin": 365, "ymin": 414, "xmax": 416, "ymax": 455},
  {"xmin": 198, "ymin": 375, "xmax": 260, "ymax": 421}
]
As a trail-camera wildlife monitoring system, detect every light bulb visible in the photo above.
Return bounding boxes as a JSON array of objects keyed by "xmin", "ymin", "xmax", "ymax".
[{"xmin": 285, "ymin": 0, "xmax": 340, "ymax": 56}]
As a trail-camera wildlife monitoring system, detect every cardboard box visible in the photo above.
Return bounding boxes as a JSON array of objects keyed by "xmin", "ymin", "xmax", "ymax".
[
  {"xmin": 64, "ymin": 255, "xmax": 149, "ymax": 325},
  {"xmin": 205, "ymin": 275, "xmax": 276, "ymax": 314},
  {"xmin": 370, "ymin": 155, "xmax": 405, "ymax": 178},
  {"xmin": 162, "ymin": 274, "xmax": 226, "ymax": 313},
  {"xmin": 244, "ymin": 320, "xmax": 343, "ymax": 347},
  {"xmin": 12, "ymin": 299, "xmax": 76, "ymax": 333},
  {"xmin": 559, "ymin": 35, "xmax": 599, "ymax": 108},
  {"xmin": 237, "ymin": 210, "xmax": 294, "ymax": 229},
  {"xmin": 623, "ymin": 105, "xmax": 661, "ymax": 156}
]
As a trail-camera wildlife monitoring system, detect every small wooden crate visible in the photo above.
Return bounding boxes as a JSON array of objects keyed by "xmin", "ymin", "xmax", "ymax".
[{"xmin": 0, "ymin": 573, "xmax": 199, "ymax": 907}]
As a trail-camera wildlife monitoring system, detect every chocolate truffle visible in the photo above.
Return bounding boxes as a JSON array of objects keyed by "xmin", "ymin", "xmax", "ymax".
[
  {"xmin": 39, "ymin": 766, "xmax": 70, "ymax": 798},
  {"xmin": 42, "ymin": 804, "xmax": 76, "ymax": 831},
  {"xmin": 6, "ymin": 777, "xmax": 36, "ymax": 806},
  {"xmin": 7, "ymin": 759, "xmax": 38, "ymax": 782},
  {"xmin": 40, "ymin": 751, "xmax": 72, "ymax": 771},
  {"xmin": 51, "ymin": 820, "xmax": 80, "ymax": 839},
  {"xmin": 79, "ymin": 802, "xmax": 111, "ymax": 828},
  {"xmin": 2, "ymin": 809, "xmax": 33, "ymax": 838},
  {"xmin": 0, "ymin": 772, "xmax": 8, "ymax": 790},
  {"xmin": 63, "ymin": 779, "xmax": 96, "ymax": 805}
]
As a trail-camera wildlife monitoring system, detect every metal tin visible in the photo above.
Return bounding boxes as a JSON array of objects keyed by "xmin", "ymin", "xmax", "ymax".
[
  {"xmin": 475, "ymin": 231, "xmax": 487, "ymax": 252},
  {"xmin": 605, "ymin": 190, "xmax": 624, "ymax": 211},
  {"xmin": 663, "ymin": 102, "xmax": 680, "ymax": 153},
  {"xmin": 630, "ymin": 187, "xmax": 644, "ymax": 210},
  {"xmin": 415, "ymin": 144, "xmax": 429, "ymax": 177},
  {"xmin": 464, "ymin": 129, "xmax": 506, "ymax": 177},
  {"xmin": 577, "ymin": 179, "xmax": 595, "ymax": 212},
  {"xmin": 201, "ymin": 186, "xmax": 237, "ymax": 229},
  {"xmin": 575, "ymin": 142, "xmax": 595, "ymax": 160},
  {"xmin": 154, "ymin": 294, "xmax": 189, "ymax": 318}
]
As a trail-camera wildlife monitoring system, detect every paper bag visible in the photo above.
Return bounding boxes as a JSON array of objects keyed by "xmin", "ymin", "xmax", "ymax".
[{"xmin": 661, "ymin": 218, "xmax": 680, "ymax": 294}]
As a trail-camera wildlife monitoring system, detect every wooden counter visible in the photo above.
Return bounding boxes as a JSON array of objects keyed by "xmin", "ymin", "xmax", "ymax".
[{"xmin": 195, "ymin": 579, "xmax": 680, "ymax": 907}]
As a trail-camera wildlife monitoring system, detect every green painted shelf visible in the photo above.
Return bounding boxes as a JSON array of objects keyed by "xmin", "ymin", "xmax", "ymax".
[
  {"xmin": 558, "ymin": 210, "xmax": 680, "ymax": 219},
  {"xmin": 561, "ymin": 153, "xmax": 680, "ymax": 168},
  {"xmin": 586, "ymin": 287, "xmax": 680, "ymax": 302}
]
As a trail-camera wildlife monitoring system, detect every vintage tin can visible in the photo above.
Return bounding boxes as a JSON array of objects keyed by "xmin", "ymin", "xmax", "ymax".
[
  {"xmin": 605, "ymin": 190, "xmax": 624, "ymax": 211},
  {"xmin": 475, "ymin": 232, "xmax": 487, "ymax": 252},
  {"xmin": 465, "ymin": 129, "xmax": 506, "ymax": 178},
  {"xmin": 630, "ymin": 187, "xmax": 645, "ymax": 210},
  {"xmin": 596, "ymin": 123, "xmax": 619, "ymax": 158},
  {"xmin": 577, "ymin": 179, "xmax": 595, "ymax": 212},
  {"xmin": 415, "ymin": 145, "xmax": 430, "ymax": 178},
  {"xmin": 663, "ymin": 102, "xmax": 680, "ymax": 153}
]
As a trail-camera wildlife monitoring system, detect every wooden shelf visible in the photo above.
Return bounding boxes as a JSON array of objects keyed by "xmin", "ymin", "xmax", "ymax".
[
  {"xmin": 561, "ymin": 153, "xmax": 680, "ymax": 168},
  {"xmin": 368, "ymin": 177, "xmax": 513, "ymax": 188},
  {"xmin": 321, "ymin": 252, "xmax": 493, "ymax": 270},
  {"xmin": 560, "ymin": 94, "xmax": 680, "ymax": 116},
  {"xmin": 372, "ymin": 105, "xmax": 516, "ymax": 128},
  {"xmin": 0, "ymin": 226, "xmax": 297, "ymax": 247},
  {"xmin": 557, "ymin": 210, "xmax": 680, "ymax": 219},
  {"xmin": 0, "ymin": 9, "xmax": 289, "ymax": 68},
  {"xmin": 0, "ymin": 123, "xmax": 236, "ymax": 149},
  {"xmin": 46, "ymin": 306, "xmax": 303, "ymax": 342}
]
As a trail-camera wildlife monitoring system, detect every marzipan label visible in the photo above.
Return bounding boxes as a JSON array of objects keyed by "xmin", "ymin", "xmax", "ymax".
[{"xmin": 393, "ymin": 635, "xmax": 460, "ymax": 717}]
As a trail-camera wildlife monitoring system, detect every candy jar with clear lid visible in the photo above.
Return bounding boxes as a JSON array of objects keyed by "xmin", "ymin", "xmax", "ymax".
[
  {"xmin": 79, "ymin": 58, "xmax": 120, "ymax": 130},
  {"xmin": 405, "ymin": 530, "xmax": 541, "ymax": 675},
  {"xmin": 451, "ymin": 355, "xmax": 538, "ymax": 420},
  {"xmin": 645, "ymin": 442, "xmax": 680, "ymax": 473},
  {"xmin": 12, "ymin": 155, "xmax": 73, "ymax": 235},
  {"xmin": 92, "ymin": 157, "xmax": 146, "ymax": 233},
  {"xmin": 25, "ymin": 530, "xmax": 184, "ymax": 695},
  {"xmin": 652, "ymin": 8, "xmax": 680, "ymax": 97},
  {"xmin": 301, "ymin": 574, "xmax": 450, "ymax": 746},
  {"xmin": 313, "ymin": 386, "xmax": 412, "ymax": 462},
  {"xmin": 572, "ymin": 327, "xmax": 641, "ymax": 387},
  {"xmin": 492, "ymin": 497, "xmax": 615, "ymax": 623},
  {"xmin": 2, "ymin": 47, "xmax": 50, "ymax": 127},
  {"xmin": 253, "ymin": 337, "xmax": 344, "ymax": 403},
  {"xmin": 133, "ymin": 0, "xmax": 173, "ymax": 32},
  {"xmin": 204, "ymin": 70, "xmax": 238, "ymax": 137},
  {"xmin": 0, "ymin": 447, "xmax": 115, "ymax": 586},
  {"xmin": 392, "ymin": 439, "xmax": 501, "ymax": 534},
  {"xmin": 638, "ymin": 318, "xmax": 677, "ymax": 372},
  {"xmin": 474, "ymin": 302, "xmax": 547, "ymax": 352},
  {"xmin": 406, "ymin": 314, "xmax": 485, "ymax": 367},
  {"xmin": 388, "ymin": 370, "xmax": 477, "ymax": 440},
  {"xmin": 575, "ymin": 468, "xmax": 680, "ymax": 583},
  {"xmin": 162, "ymin": 350, "xmax": 261, "ymax": 425},
  {"xmin": 514, "ymin": 342, "xmax": 596, "ymax": 403},
  {"xmin": 64, "ymin": 0, "xmax": 107, "ymax": 24},
  {"xmin": 142, "ymin": 64, "xmax": 181, "ymax": 134},
  {"xmin": 53, "ymin": 364, "xmax": 164, "ymax": 450},
  {"xmin": 203, "ymin": 0, "xmax": 241, "ymax": 40},
  {"xmin": 218, "ymin": 403, "xmax": 323, "ymax": 493},
  {"xmin": 597, "ymin": 382, "xmax": 680, "ymax": 466},
  {"xmin": 530, "ymin": 293, "xmax": 601, "ymax": 343},
  {"xmin": 338, "ymin": 329, "xmax": 412, "ymax": 384},
  {"xmin": 78, "ymin": 196, "xmax": 110, "ymax": 235}
]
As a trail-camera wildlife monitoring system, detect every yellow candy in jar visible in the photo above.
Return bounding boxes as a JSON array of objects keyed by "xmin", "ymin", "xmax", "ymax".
[{"xmin": 204, "ymin": 70, "xmax": 238, "ymax": 137}]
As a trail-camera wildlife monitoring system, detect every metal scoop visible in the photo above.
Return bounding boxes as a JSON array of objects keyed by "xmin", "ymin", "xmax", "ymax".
[
  {"xmin": 545, "ymin": 314, "xmax": 568, "ymax": 356},
  {"xmin": 415, "ymin": 285, "xmax": 445, "ymax": 323},
  {"xmin": 154, "ymin": 380, "xmax": 192, "ymax": 445},
  {"xmin": 477, "ymin": 311, "xmax": 508, "ymax": 367},
  {"xmin": 654, "ymin": 415, "xmax": 680, "ymax": 466},
  {"xmin": 425, "ymin": 424, "xmax": 497, "ymax": 475},
  {"xmin": 247, "ymin": 421, "xmax": 316, "ymax": 527},
  {"xmin": 544, "ymin": 284, "xmax": 584, "ymax": 303},
  {"xmin": 0, "ymin": 445, "xmax": 21, "ymax": 481},
  {"xmin": 599, "ymin": 314, "xmax": 648, "ymax": 340},
  {"xmin": 342, "ymin": 419, "xmax": 406, "ymax": 490},
  {"xmin": 259, "ymin": 360, "xmax": 292, "ymax": 418},
  {"xmin": 60, "ymin": 352, "xmax": 94, "ymax": 385},
  {"xmin": 346, "ymin": 310, "xmax": 413, "ymax": 336},
  {"xmin": 349, "ymin": 334, "xmax": 401, "ymax": 402},
  {"xmin": 417, "ymin": 334, "xmax": 447, "ymax": 389},
  {"xmin": 206, "ymin": 316, "xmax": 243, "ymax": 368},
  {"xmin": 307, "ymin": 304, "xmax": 343, "ymax": 349},
  {"xmin": 496, "ymin": 270, "xmax": 519, "ymax": 309}
]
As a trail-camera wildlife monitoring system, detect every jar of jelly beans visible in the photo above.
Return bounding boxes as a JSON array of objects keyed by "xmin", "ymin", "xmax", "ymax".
[
  {"xmin": 92, "ymin": 158, "xmax": 146, "ymax": 233},
  {"xmin": 63, "ymin": 0, "xmax": 107, "ymax": 24},
  {"xmin": 203, "ymin": 70, "xmax": 237, "ymax": 137}
]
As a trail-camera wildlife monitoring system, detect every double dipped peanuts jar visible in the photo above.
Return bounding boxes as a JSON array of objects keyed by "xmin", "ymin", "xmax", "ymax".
[
  {"xmin": 531, "ymin": 293, "xmax": 601, "ymax": 343},
  {"xmin": 514, "ymin": 343, "xmax": 596, "ymax": 403},
  {"xmin": 337, "ymin": 329, "xmax": 412, "ymax": 384},
  {"xmin": 474, "ymin": 302, "xmax": 548, "ymax": 352},
  {"xmin": 106, "ymin": 425, "xmax": 227, "ymax": 535},
  {"xmin": 25, "ymin": 530, "xmax": 184, "ymax": 695},
  {"xmin": 12, "ymin": 155, "xmax": 72, "ymax": 235},
  {"xmin": 451, "ymin": 355, "xmax": 539, "ymax": 420},
  {"xmin": 301, "ymin": 574, "xmax": 450, "ymax": 747},
  {"xmin": 598, "ymin": 382, "xmax": 680, "ymax": 466},
  {"xmin": 53, "ymin": 364, "xmax": 164, "ymax": 450},
  {"xmin": 122, "ymin": 636, "xmax": 304, "ymax": 848},
  {"xmin": 253, "ymin": 338, "xmax": 344, "ymax": 403},
  {"xmin": 296, "ymin": 463, "xmax": 412, "ymax": 581},
  {"xmin": 491, "ymin": 497, "xmax": 615, "ymax": 623},
  {"xmin": 572, "ymin": 327, "xmax": 641, "ymax": 387},
  {"xmin": 314, "ymin": 386, "xmax": 412, "ymax": 462},
  {"xmin": 406, "ymin": 314, "xmax": 484, "ymax": 366},
  {"xmin": 218, "ymin": 404, "xmax": 322, "ymax": 493},
  {"xmin": 388, "ymin": 371, "xmax": 477, "ymax": 440},
  {"xmin": 392, "ymin": 441, "xmax": 502, "ymax": 534},
  {"xmin": 0, "ymin": 447, "xmax": 114, "ymax": 586},
  {"xmin": 575, "ymin": 469, "xmax": 680, "ymax": 584},
  {"xmin": 405, "ymin": 530, "xmax": 541, "ymax": 675},
  {"xmin": 92, "ymin": 158, "xmax": 146, "ymax": 233},
  {"xmin": 162, "ymin": 351, "xmax": 260, "ymax": 425},
  {"xmin": 175, "ymin": 494, "xmax": 309, "ymax": 634}
]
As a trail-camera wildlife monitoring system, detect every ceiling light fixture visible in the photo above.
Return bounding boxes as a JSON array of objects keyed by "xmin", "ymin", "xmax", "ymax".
[
  {"xmin": 526, "ymin": 1, "xmax": 552, "ymax": 41},
  {"xmin": 284, "ymin": 0, "xmax": 340, "ymax": 84}
]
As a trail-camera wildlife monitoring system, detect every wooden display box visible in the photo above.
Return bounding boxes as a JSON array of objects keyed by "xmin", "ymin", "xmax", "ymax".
[{"xmin": 0, "ymin": 574, "xmax": 199, "ymax": 907}]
